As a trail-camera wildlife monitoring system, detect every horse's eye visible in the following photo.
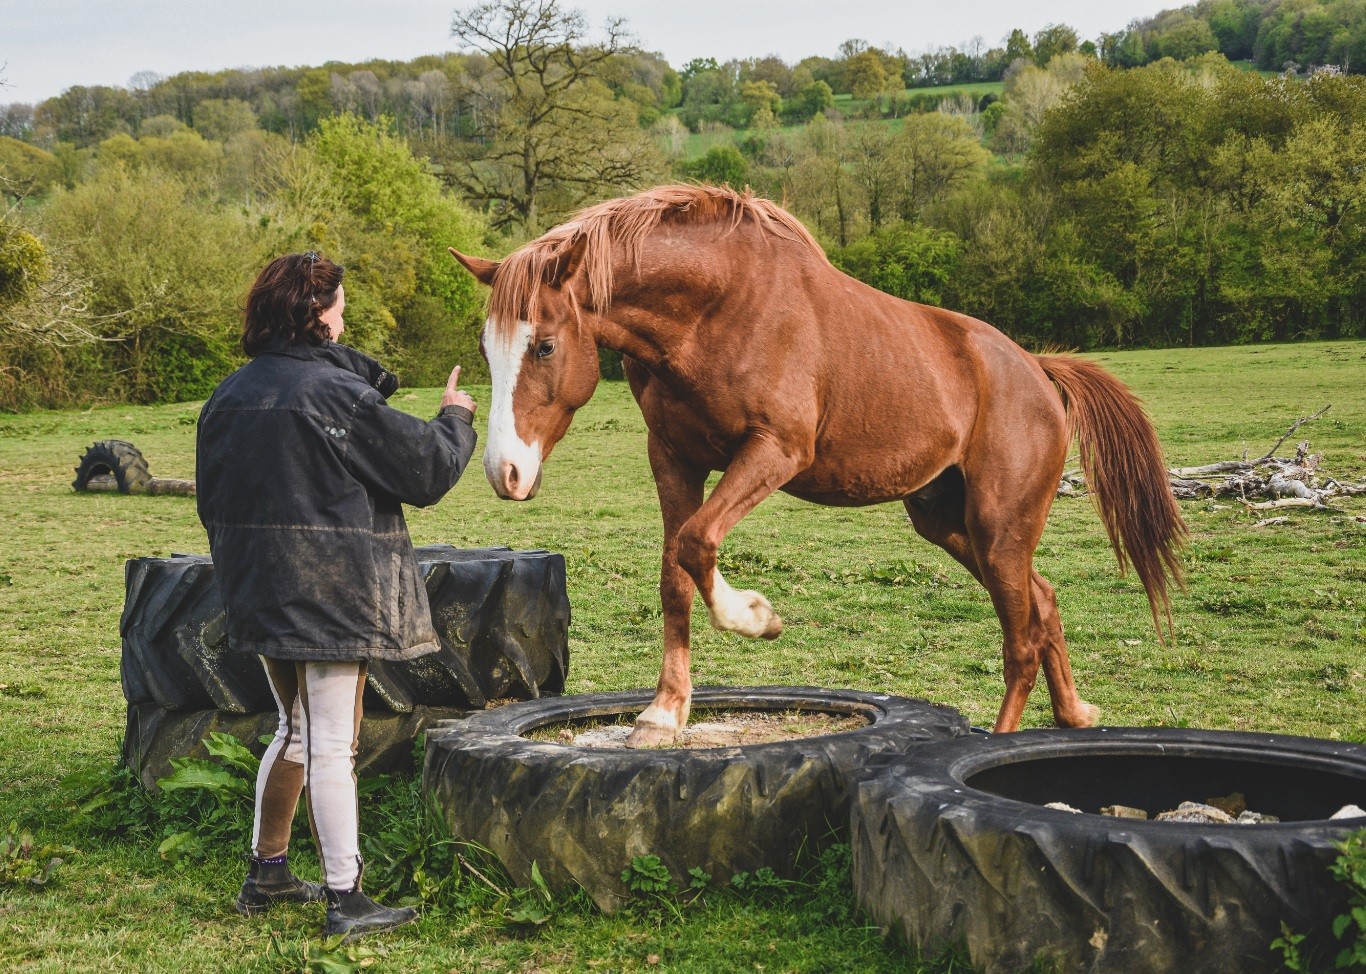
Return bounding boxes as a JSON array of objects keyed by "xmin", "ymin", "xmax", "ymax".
[{"xmin": 535, "ymin": 340, "xmax": 556, "ymax": 359}]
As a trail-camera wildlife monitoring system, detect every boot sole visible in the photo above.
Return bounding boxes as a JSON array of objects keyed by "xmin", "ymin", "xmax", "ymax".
[
  {"xmin": 327, "ymin": 911, "xmax": 420, "ymax": 943},
  {"xmin": 236, "ymin": 888, "xmax": 326, "ymax": 916}
]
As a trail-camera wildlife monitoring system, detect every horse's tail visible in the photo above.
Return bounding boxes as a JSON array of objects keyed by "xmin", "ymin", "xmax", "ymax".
[{"xmin": 1036, "ymin": 354, "xmax": 1186, "ymax": 638}]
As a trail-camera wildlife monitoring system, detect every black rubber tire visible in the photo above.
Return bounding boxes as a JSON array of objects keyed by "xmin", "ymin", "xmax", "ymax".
[
  {"xmin": 850, "ymin": 727, "xmax": 1366, "ymax": 974},
  {"xmin": 423, "ymin": 686, "xmax": 968, "ymax": 912},
  {"xmin": 364, "ymin": 546, "xmax": 570, "ymax": 712},
  {"xmin": 121, "ymin": 554, "xmax": 271, "ymax": 713},
  {"xmin": 73, "ymin": 439, "xmax": 152, "ymax": 494},
  {"xmin": 120, "ymin": 546, "xmax": 570, "ymax": 714},
  {"xmin": 123, "ymin": 702, "xmax": 469, "ymax": 791}
]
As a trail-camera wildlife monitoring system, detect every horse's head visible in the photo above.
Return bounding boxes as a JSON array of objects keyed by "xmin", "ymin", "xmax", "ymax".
[{"xmin": 449, "ymin": 239, "xmax": 600, "ymax": 501}]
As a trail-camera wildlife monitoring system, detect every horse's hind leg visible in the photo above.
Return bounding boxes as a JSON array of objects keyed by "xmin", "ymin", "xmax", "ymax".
[
  {"xmin": 1031, "ymin": 570, "xmax": 1099, "ymax": 728},
  {"xmin": 905, "ymin": 470, "xmax": 1096, "ymax": 731}
]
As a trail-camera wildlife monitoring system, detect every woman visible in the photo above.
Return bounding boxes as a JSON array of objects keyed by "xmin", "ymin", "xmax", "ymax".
[{"xmin": 196, "ymin": 252, "xmax": 478, "ymax": 939}]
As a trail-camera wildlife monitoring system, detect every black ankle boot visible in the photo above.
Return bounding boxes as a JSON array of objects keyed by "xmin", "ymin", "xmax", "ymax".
[
  {"xmin": 235, "ymin": 856, "xmax": 326, "ymax": 915},
  {"xmin": 323, "ymin": 886, "xmax": 419, "ymax": 941}
]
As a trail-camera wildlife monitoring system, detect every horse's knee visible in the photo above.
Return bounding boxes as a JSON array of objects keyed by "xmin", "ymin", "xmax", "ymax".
[{"xmin": 674, "ymin": 524, "xmax": 714, "ymax": 583}]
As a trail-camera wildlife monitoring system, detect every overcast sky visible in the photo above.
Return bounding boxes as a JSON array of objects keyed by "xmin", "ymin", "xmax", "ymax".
[{"xmin": 2, "ymin": 0, "xmax": 1177, "ymax": 106}]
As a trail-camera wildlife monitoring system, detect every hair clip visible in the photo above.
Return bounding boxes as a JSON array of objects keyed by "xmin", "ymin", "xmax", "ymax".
[{"xmin": 303, "ymin": 251, "xmax": 319, "ymax": 265}]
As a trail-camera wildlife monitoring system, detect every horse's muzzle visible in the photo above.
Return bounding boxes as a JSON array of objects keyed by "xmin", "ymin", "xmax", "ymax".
[{"xmin": 489, "ymin": 458, "xmax": 542, "ymax": 501}]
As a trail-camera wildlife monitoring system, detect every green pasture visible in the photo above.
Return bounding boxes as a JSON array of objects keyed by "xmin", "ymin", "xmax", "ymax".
[
  {"xmin": 680, "ymin": 82, "xmax": 1004, "ymax": 160},
  {"xmin": 0, "ymin": 340, "xmax": 1363, "ymax": 971}
]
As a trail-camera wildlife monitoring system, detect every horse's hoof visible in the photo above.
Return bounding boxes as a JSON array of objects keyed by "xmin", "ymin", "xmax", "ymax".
[
  {"xmin": 709, "ymin": 588, "xmax": 783, "ymax": 639},
  {"xmin": 625, "ymin": 722, "xmax": 678, "ymax": 748},
  {"xmin": 1056, "ymin": 701, "xmax": 1101, "ymax": 728}
]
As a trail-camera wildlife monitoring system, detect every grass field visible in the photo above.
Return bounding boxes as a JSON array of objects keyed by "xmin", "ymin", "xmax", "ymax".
[
  {"xmin": 679, "ymin": 82, "xmax": 1005, "ymax": 160},
  {"xmin": 0, "ymin": 340, "xmax": 1363, "ymax": 972}
]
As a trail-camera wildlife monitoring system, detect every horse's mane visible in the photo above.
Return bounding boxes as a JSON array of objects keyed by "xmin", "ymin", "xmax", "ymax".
[{"xmin": 487, "ymin": 185, "xmax": 823, "ymax": 328}]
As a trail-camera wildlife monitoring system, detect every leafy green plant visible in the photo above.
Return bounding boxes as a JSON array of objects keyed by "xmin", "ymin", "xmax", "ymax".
[
  {"xmin": 1270, "ymin": 829, "xmax": 1366, "ymax": 973},
  {"xmin": 1272, "ymin": 921, "xmax": 1309, "ymax": 972},
  {"xmin": 1329, "ymin": 829, "xmax": 1366, "ymax": 971},
  {"xmin": 68, "ymin": 732, "xmax": 262, "ymax": 862},
  {"xmin": 0, "ymin": 820, "xmax": 75, "ymax": 887},
  {"xmin": 623, "ymin": 854, "xmax": 673, "ymax": 895},
  {"xmin": 268, "ymin": 931, "xmax": 385, "ymax": 973},
  {"xmin": 730, "ymin": 866, "xmax": 798, "ymax": 904},
  {"xmin": 356, "ymin": 763, "xmax": 554, "ymax": 930},
  {"xmin": 620, "ymin": 854, "xmax": 685, "ymax": 923}
]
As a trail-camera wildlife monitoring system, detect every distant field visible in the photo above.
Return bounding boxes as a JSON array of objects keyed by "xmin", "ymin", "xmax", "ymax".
[
  {"xmin": 679, "ymin": 82, "xmax": 1005, "ymax": 160},
  {"xmin": 0, "ymin": 340, "xmax": 1362, "ymax": 971}
]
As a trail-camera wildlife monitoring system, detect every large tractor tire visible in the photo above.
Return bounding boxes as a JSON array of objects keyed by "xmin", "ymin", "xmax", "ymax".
[
  {"xmin": 424, "ymin": 686, "xmax": 968, "ymax": 912},
  {"xmin": 121, "ymin": 554, "xmax": 271, "ymax": 713},
  {"xmin": 73, "ymin": 439, "xmax": 153, "ymax": 494},
  {"xmin": 850, "ymin": 727, "xmax": 1366, "ymax": 974},
  {"xmin": 120, "ymin": 546, "xmax": 570, "ymax": 715},
  {"xmin": 120, "ymin": 546, "xmax": 570, "ymax": 789}
]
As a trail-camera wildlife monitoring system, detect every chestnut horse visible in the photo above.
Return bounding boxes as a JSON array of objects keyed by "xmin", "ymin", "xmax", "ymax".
[{"xmin": 450, "ymin": 185, "xmax": 1184, "ymax": 746}]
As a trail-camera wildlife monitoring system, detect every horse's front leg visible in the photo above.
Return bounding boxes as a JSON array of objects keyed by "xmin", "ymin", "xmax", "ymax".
[
  {"xmin": 627, "ymin": 433, "xmax": 707, "ymax": 748},
  {"xmin": 676, "ymin": 434, "xmax": 811, "ymax": 641}
]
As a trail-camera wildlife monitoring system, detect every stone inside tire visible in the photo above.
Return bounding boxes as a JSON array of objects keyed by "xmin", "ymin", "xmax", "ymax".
[
  {"xmin": 850, "ymin": 727, "xmax": 1366, "ymax": 974},
  {"xmin": 423, "ymin": 685, "xmax": 968, "ymax": 911},
  {"xmin": 73, "ymin": 439, "xmax": 152, "ymax": 493}
]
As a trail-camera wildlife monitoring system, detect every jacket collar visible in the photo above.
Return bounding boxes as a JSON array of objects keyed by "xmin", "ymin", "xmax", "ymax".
[{"xmin": 256, "ymin": 337, "xmax": 399, "ymax": 398}]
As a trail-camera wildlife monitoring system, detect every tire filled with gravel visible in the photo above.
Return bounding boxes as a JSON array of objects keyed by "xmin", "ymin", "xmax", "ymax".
[
  {"xmin": 850, "ymin": 727, "xmax": 1366, "ymax": 974},
  {"xmin": 120, "ymin": 546, "xmax": 570, "ymax": 787},
  {"xmin": 423, "ymin": 685, "xmax": 969, "ymax": 911}
]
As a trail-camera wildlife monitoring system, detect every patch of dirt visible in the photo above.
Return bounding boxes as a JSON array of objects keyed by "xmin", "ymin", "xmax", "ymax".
[{"xmin": 526, "ymin": 709, "xmax": 869, "ymax": 749}]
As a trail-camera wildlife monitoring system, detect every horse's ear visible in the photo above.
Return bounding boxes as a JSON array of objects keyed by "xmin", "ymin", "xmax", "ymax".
[
  {"xmin": 448, "ymin": 248, "xmax": 500, "ymax": 286},
  {"xmin": 543, "ymin": 235, "xmax": 587, "ymax": 290}
]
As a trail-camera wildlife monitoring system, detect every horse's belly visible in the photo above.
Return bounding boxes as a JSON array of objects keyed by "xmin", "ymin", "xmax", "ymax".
[{"xmin": 782, "ymin": 453, "xmax": 947, "ymax": 507}]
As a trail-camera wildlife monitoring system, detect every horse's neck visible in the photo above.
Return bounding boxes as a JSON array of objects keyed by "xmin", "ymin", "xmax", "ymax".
[
  {"xmin": 591, "ymin": 298, "xmax": 687, "ymax": 374},
  {"xmin": 589, "ymin": 233, "xmax": 745, "ymax": 372}
]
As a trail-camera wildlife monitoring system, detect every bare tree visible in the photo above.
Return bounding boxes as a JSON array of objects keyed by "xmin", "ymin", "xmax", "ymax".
[{"xmin": 350, "ymin": 70, "xmax": 384, "ymax": 122}]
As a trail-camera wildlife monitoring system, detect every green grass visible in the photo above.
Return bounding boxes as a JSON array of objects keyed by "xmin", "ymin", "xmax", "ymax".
[
  {"xmin": 679, "ymin": 82, "xmax": 1004, "ymax": 160},
  {"xmin": 1, "ymin": 340, "xmax": 1363, "ymax": 971}
]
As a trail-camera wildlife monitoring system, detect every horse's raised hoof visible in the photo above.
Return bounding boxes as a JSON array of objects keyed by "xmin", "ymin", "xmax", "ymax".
[
  {"xmin": 1056, "ymin": 701, "xmax": 1101, "ymax": 728},
  {"xmin": 625, "ymin": 721, "xmax": 678, "ymax": 748},
  {"xmin": 708, "ymin": 588, "xmax": 783, "ymax": 640}
]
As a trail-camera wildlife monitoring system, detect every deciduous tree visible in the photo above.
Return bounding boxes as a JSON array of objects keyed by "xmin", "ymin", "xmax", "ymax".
[{"xmin": 448, "ymin": 0, "xmax": 664, "ymax": 231}]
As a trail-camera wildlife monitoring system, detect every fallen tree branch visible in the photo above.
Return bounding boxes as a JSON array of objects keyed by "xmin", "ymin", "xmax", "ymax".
[
  {"xmin": 1058, "ymin": 404, "xmax": 1364, "ymax": 513},
  {"xmin": 1255, "ymin": 404, "xmax": 1331, "ymax": 463}
]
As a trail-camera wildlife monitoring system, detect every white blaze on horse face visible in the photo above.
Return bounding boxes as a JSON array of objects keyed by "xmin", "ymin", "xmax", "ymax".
[
  {"xmin": 483, "ymin": 318, "xmax": 542, "ymax": 500},
  {"xmin": 706, "ymin": 569, "xmax": 782, "ymax": 638}
]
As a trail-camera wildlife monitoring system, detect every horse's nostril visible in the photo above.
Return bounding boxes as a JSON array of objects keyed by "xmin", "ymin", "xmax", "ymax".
[{"xmin": 507, "ymin": 464, "xmax": 520, "ymax": 488}]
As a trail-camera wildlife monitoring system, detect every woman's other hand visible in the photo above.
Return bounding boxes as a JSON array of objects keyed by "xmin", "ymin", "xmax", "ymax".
[{"xmin": 441, "ymin": 366, "xmax": 477, "ymax": 414}]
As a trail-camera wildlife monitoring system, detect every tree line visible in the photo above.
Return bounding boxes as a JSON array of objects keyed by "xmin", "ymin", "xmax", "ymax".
[{"xmin": 0, "ymin": 0, "xmax": 1363, "ymax": 411}]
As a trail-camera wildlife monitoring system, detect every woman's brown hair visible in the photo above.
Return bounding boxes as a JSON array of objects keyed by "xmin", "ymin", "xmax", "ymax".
[{"xmin": 241, "ymin": 251, "xmax": 344, "ymax": 356}]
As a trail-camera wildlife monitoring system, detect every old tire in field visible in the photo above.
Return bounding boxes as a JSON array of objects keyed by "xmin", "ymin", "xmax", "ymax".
[
  {"xmin": 73, "ymin": 439, "xmax": 152, "ymax": 493},
  {"xmin": 121, "ymin": 546, "xmax": 570, "ymax": 715},
  {"xmin": 364, "ymin": 546, "xmax": 570, "ymax": 712},
  {"xmin": 121, "ymin": 554, "xmax": 271, "ymax": 713},
  {"xmin": 123, "ymin": 702, "xmax": 469, "ymax": 790},
  {"xmin": 850, "ymin": 728, "xmax": 1366, "ymax": 974},
  {"xmin": 423, "ymin": 686, "xmax": 968, "ymax": 912}
]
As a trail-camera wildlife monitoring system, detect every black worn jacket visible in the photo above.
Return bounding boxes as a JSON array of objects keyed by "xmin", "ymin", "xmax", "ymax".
[{"xmin": 196, "ymin": 338, "xmax": 478, "ymax": 662}]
